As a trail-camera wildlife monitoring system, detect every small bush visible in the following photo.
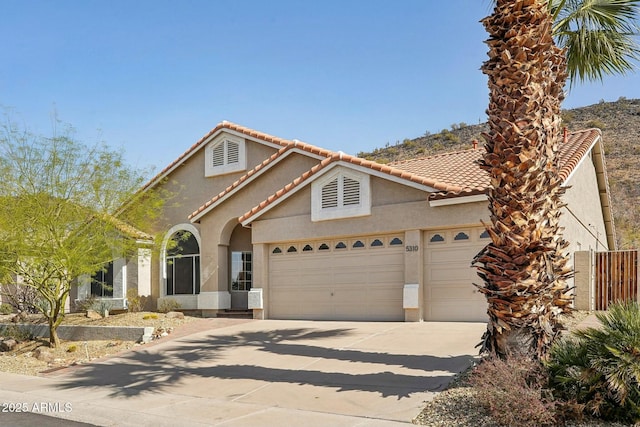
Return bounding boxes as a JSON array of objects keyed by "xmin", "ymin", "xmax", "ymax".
[
  {"xmin": 66, "ymin": 345, "xmax": 77, "ymax": 353},
  {"xmin": 586, "ymin": 119, "xmax": 606, "ymax": 129},
  {"xmin": 93, "ymin": 300, "xmax": 112, "ymax": 317},
  {"xmin": 142, "ymin": 313, "xmax": 158, "ymax": 320},
  {"xmin": 547, "ymin": 301, "xmax": 640, "ymax": 424},
  {"xmin": 75, "ymin": 295, "xmax": 97, "ymax": 313},
  {"xmin": 0, "ymin": 324, "xmax": 32, "ymax": 342},
  {"xmin": 158, "ymin": 298, "xmax": 181, "ymax": 314},
  {"xmin": 470, "ymin": 355, "xmax": 558, "ymax": 427},
  {"xmin": 0, "ymin": 303, "xmax": 12, "ymax": 315},
  {"xmin": 126, "ymin": 288, "xmax": 143, "ymax": 313}
]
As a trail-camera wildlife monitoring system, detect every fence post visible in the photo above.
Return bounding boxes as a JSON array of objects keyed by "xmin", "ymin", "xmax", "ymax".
[{"xmin": 637, "ymin": 250, "xmax": 640, "ymax": 305}]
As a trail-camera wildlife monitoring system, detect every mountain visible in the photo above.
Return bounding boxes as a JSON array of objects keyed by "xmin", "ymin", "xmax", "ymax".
[{"xmin": 357, "ymin": 98, "xmax": 640, "ymax": 249}]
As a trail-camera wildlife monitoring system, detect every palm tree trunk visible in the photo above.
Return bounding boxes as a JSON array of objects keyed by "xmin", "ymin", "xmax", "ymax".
[{"xmin": 475, "ymin": 0, "xmax": 574, "ymax": 359}]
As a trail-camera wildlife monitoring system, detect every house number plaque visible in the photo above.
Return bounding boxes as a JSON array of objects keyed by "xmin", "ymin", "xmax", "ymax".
[{"xmin": 405, "ymin": 245, "xmax": 419, "ymax": 252}]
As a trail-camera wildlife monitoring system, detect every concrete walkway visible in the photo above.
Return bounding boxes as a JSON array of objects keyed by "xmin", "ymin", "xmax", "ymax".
[{"xmin": 0, "ymin": 319, "xmax": 486, "ymax": 427}]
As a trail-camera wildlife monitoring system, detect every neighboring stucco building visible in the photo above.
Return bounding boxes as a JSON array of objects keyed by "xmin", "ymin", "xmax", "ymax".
[{"xmin": 75, "ymin": 122, "xmax": 615, "ymax": 322}]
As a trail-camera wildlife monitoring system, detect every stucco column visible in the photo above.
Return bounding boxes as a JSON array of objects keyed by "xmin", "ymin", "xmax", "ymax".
[
  {"xmin": 197, "ymin": 243, "xmax": 231, "ymax": 315},
  {"xmin": 403, "ymin": 229, "xmax": 423, "ymax": 322},
  {"xmin": 573, "ymin": 251, "xmax": 594, "ymax": 310},
  {"xmin": 249, "ymin": 243, "xmax": 268, "ymax": 319}
]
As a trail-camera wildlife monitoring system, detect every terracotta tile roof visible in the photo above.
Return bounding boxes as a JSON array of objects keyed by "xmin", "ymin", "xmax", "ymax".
[
  {"xmin": 389, "ymin": 128, "xmax": 602, "ymax": 200},
  {"xmin": 389, "ymin": 148, "xmax": 487, "ymax": 199},
  {"xmin": 188, "ymin": 131, "xmax": 459, "ymax": 221},
  {"xmin": 142, "ymin": 121, "xmax": 313, "ymax": 192},
  {"xmin": 237, "ymin": 128, "xmax": 602, "ymax": 223},
  {"xmin": 556, "ymin": 128, "xmax": 602, "ymax": 181},
  {"xmin": 187, "ymin": 134, "xmax": 338, "ymax": 221}
]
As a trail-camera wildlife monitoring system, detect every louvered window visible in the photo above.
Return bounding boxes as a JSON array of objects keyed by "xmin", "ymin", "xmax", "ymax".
[
  {"xmin": 312, "ymin": 168, "xmax": 370, "ymax": 221},
  {"xmin": 343, "ymin": 176, "xmax": 360, "ymax": 205},
  {"xmin": 321, "ymin": 178, "xmax": 339, "ymax": 208},
  {"xmin": 205, "ymin": 135, "xmax": 246, "ymax": 177},
  {"xmin": 227, "ymin": 140, "xmax": 240, "ymax": 164},
  {"xmin": 212, "ymin": 143, "xmax": 225, "ymax": 167},
  {"xmin": 320, "ymin": 175, "xmax": 360, "ymax": 209}
]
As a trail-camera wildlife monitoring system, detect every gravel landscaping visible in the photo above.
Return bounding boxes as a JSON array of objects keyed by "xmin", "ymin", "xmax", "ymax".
[
  {"xmin": 0, "ymin": 311, "xmax": 199, "ymax": 376},
  {"xmin": 413, "ymin": 311, "xmax": 635, "ymax": 427}
]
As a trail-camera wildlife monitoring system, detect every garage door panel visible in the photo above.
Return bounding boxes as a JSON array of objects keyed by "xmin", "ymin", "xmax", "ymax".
[
  {"xmin": 269, "ymin": 236, "xmax": 404, "ymax": 321},
  {"xmin": 427, "ymin": 247, "xmax": 480, "ymax": 264},
  {"xmin": 429, "ymin": 265, "xmax": 475, "ymax": 281},
  {"xmin": 429, "ymin": 284, "xmax": 479, "ymax": 300},
  {"xmin": 425, "ymin": 228, "xmax": 489, "ymax": 322}
]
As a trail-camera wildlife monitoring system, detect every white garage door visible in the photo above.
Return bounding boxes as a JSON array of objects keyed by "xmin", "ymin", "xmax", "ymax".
[
  {"xmin": 424, "ymin": 228, "xmax": 489, "ymax": 322},
  {"xmin": 269, "ymin": 235, "xmax": 405, "ymax": 321}
]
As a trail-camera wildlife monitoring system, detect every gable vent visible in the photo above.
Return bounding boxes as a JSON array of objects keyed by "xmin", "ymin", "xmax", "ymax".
[
  {"xmin": 321, "ymin": 177, "xmax": 339, "ymax": 209},
  {"xmin": 343, "ymin": 176, "xmax": 360, "ymax": 206},
  {"xmin": 227, "ymin": 140, "xmax": 240, "ymax": 164},
  {"xmin": 212, "ymin": 143, "xmax": 225, "ymax": 167}
]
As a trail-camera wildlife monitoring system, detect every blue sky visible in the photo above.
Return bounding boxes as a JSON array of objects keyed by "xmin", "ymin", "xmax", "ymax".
[{"xmin": 2, "ymin": 0, "xmax": 639, "ymax": 175}]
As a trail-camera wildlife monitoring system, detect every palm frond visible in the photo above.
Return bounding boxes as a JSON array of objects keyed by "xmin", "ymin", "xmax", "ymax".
[{"xmin": 552, "ymin": 0, "xmax": 640, "ymax": 84}]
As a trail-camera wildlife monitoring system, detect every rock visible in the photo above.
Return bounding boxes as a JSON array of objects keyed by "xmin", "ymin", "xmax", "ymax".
[
  {"xmin": 33, "ymin": 347, "xmax": 54, "ymax": 362},
  {"xmin": 10, "ymin": 312, "xmax": 28, "ymax": 323},
  {"xmin": 0, "ymin": 339, "xmax": 17, "ymax": 352},
  {"xmin": 86, "ymin": 310, "xmax": 102, "ymax": 320},
  {"xmin": 165, "ymin": 311, "xmax": 184, "ymax": 319}
]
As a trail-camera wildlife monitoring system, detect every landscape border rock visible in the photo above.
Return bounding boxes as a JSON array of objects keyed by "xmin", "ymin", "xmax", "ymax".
[{"xmin": 0, "ymin": 324, "xmax": 155, "ymax": 343}]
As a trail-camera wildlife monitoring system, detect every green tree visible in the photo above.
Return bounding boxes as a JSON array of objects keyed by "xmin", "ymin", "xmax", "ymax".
[
  {"xmin": 551, "ymin": 0, "xmax": 640, "ymax": 85},
  {"xmin": 474, "ymin": 0, "xmax": 638, "ymax": 359},
  {"xmin": 0, "ymin": 114, "xmax": 165, "ymax": 347}
]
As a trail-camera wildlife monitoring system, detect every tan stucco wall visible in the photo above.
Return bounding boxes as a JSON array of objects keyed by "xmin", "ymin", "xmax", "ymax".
[
  {"xmin": 559, "ymin": 152, "xmax": 610, "ymax": 295},
  {"xmin": 150, "ymin": 137, "xmax": 282, "ymax": 309},
  {"xmin": 153, "ymin": 139, "xmax": 279, "ymax": 230},
  {"xmin": 193, "ymin": 152, "xmax": 321, "ymax": 297},
  {"xmin": 573, "ymin": 251, "xmax": 594, "ymax": 310},
  {"xmin": 561, "ymin": 151, "xmax": 609, "ymax": 254},
  {"xmin": 252, "ymin": 176, "xmax": 490, "ymax": 243}
]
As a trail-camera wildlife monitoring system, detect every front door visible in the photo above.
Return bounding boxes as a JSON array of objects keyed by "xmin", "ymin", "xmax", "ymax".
[{"xmin": 230, "ymin": 250, "xmax": 252, "ymax": 309}]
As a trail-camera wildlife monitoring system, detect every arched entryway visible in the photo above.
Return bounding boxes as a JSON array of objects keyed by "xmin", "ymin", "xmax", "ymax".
[{"xmin": 229, "ymin": 223, "xmax": 252, "ymax": 309}]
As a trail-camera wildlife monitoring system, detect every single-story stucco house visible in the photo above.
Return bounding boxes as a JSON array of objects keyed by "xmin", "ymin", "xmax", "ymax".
[{"xmin": 72, "ymin": 122, "xmax": 615, "ymax": 322}]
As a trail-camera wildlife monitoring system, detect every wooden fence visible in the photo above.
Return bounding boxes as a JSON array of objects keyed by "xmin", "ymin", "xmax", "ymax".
[{"xmin": 595, "ymin": 250, "xmax": 638, "ymax": 310}]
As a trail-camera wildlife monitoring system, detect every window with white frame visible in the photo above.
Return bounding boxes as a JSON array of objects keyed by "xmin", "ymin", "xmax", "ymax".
[
  {"xmin": 165, "ymin": 231, "xmax": 201, "ymax": 295},
  {"xmin": 205, "ymin": 134, "xmax": 246, "ymax": 176},
  {"xmin": 311, "ymin": 167, "xmax": 371, "ymax": 221}
]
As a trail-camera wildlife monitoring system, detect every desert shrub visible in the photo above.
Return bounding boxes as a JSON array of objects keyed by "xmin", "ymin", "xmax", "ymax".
[
  {"xmin": 586, "ymin": 119, "xmax": 606, "ymax": 129},
  {"xmin": 75, "ymin": 295, "xmax": 97, "ymax": 313},
  {"xmin": 470, "ymin": 355, "xmax": 558, "ymax": 427},
  {"xmin": 1, "ymin": 284, "xmax": 40, "ymax": 313},
  {"xmin": 158, "ymin": 298, "xmax": 181, "ymax": 313},
  {"xmin": 561, "ymin": 110, "xmax": 575, "ymax": 124},
  {"xmin": 0, "ymin": 303, "xmax": 12, "ymax": 315},
  {"xmin": 66, "ymin": 345, "xmax": 77, "ymax": 353},
  {"xmin": 142, "ymin": 313, "xmax": 158, "ymax": 320},
  {"xmin": 547, "ymin": 301, "xmax": 640, "ymax": 424},
  {"xmin": 0, "ymin": 324, "xmax": 32, "ymax": 341},
  {"xmin": 126, "ymin": 288, "xmax": 143, "ymax": 313},
  {"xmin": 92, "ymin": 300, "xmax": 112, "ymax": 317}
]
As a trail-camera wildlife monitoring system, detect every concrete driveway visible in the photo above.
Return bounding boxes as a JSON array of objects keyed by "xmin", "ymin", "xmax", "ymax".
[{"xmin": 0, "ymin": 319, "xmax": 486, "ymax": 427}]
